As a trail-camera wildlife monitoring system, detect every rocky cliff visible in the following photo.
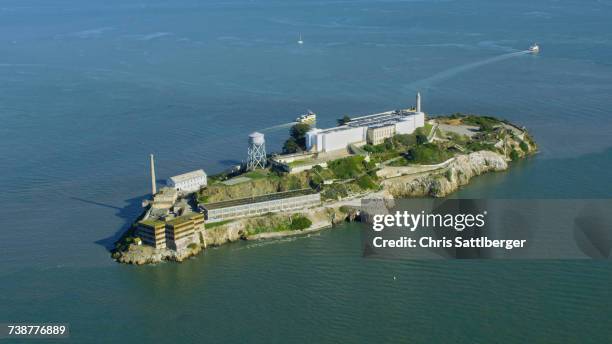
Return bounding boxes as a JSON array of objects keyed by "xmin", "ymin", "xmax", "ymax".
[
  {"xmin": 203, "ymin": 206, "xmax": 348, "ymax": 245},
  {"xmin": 383, "ymin": 150, "xmax": 508, "ymax": 197}
]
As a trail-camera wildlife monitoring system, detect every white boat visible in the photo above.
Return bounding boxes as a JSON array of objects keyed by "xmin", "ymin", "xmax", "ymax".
[
  {"xmin": 297, "ymin": 33, "xmax": 303, "ymax": 45},
  {"xmin": 529, "ymin": 43, "xmax": 540, "ymax": 53},
  {"xmin": 296, "ymin": 110, "xmax": 316, "ymax": 123}
]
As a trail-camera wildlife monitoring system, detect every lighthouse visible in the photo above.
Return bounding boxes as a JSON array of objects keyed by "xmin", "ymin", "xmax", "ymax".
[{"xmin": 416, "ymin": 92, "xmax": 422, "ymax": 113}]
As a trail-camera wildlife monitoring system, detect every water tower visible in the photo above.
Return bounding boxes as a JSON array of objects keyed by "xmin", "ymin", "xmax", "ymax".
[{"xmin": 247, "ymin": 132, "xmax": 267, "ymax": 170}]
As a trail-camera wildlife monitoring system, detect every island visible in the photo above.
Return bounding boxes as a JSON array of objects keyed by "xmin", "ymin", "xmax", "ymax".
[{"xmin": 112, "ymin": 93, "xmax": 537, "ymax": 264}]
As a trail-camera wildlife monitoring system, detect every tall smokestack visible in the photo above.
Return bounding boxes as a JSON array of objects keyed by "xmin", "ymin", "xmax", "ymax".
[
  {"xmin": 416, "ymin": 92, "xmax": 422, "ymax": 113},
  {"xmin": 150, "ymin": 154, "xmax": 157, "ymax": 195}
]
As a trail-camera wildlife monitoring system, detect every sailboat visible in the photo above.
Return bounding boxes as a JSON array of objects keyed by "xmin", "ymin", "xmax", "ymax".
[{"xmin": 298, "ymin": 33, "xmax": 303, "ymax": 45}]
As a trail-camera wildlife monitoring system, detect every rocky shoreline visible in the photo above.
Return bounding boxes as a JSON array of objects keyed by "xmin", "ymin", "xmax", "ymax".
[
  {"xmin": 115, "ymin": 205, "xmax": 353, "ymax": 265},
  {"xmin": 113, "ymin": 151, "xmax": 515, "ymax": 265},
  {"xmin": 382, "ymin": 150, "xmax": 509, "ymax": 198}
]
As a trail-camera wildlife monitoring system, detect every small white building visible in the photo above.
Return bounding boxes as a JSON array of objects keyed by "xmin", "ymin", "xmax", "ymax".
[{"xmin": 167, "ymin": 169, "xmax": 207, "ymax": 194}]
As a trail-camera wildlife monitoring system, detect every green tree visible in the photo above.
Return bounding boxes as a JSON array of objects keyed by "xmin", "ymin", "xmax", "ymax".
[
  {"xmin": 337, "ymin": 115, "xmax": 351, "ymax": 126},
  {"xmin": 289, "ymin": 123, "xmax": 311, "ymax": 149},
  {"xmin": 510, "ymin": 149, "xmax": 520, "ymax": 161},
  {"xmin": 290, "ymin": 215, "xmax": 312, "ymax": 231},
  {"xmin": 282, "ymin": 137, "xmax": 300, "ymax": 154}
]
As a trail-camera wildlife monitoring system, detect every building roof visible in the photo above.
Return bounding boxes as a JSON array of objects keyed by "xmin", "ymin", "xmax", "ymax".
[
  {"xmin": 166, "ymin": 212, "xmax": 204, "ymax": 226},
  {"xmin": 201, "ymin": 189, "xmax": 318, "ymax": 210},
  {"xmin": 311, "ymin": 108, "xmax": 421, "ymax": 134},
  {"xmin": 139, "ymin": 218, "xmax": 165, "ymax": 227},
  {"xmin": 169, "ymin": 169, "xmax": 207, "ymax": 183},
  {"xmin": 155, "ymin": 187, "xmax": 178, "ymax": 198}
]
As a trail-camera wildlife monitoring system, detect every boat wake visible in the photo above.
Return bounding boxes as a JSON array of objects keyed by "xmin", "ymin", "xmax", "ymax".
[
  {"xmin": 404, "ymin": 50, "xmax": 530, "ymax": 91},
  {"xmin": 259, "ymin": 121, "xmax": 297, "ymax": 132}
]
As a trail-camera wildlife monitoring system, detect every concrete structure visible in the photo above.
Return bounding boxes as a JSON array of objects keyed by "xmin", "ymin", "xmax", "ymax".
[
  {"xmin": 150, "ymin": 154, "xmax": 157, "ymax": 195},
  {"xmin": 200, "ymin": 189, "xmax": 321, "ymax": 222},
  {"xmin": 167, "ymin": 169, "xmax": 207, "ymax": 194},
  {"xmin": 306, "ymin": 109, "xmax": 424, "ymax": 152},
  {"xmin": 270, "ymin": 149, "xmax": 353, "ymax": 174},
  {"xmin": 247, "ymin": 132, "xmax": 267, "ymax": 170},
  {"xmin": 137, "ymin": 212, "xmax": 204, "ymax": 251},
  {"xmin": 152, "ymin": 187, "xmax": 178, "ymax": 210},
  {"xmin": 367, "ymin": 124, "xmax": 396, "ymax": 145},
  {"xmin": 137, "ymin": 219, "xmax": 167, "ymax": 249},
  {"xmin": 165, "ymin": 212, "xmax": 203, "ymax": 250},
  {"xmin": 305, "ymin": 93, "xmax": 425, "ymax": 153}
]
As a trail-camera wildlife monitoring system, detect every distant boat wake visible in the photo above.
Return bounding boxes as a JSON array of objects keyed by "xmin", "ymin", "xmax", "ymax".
[
  {"xmin": 404, "ymin": 50, "xmax": 530, "ymax": 91},
  {"xmin": 259, "ymin": 122, "xmax": 297, "ymax": 132}
]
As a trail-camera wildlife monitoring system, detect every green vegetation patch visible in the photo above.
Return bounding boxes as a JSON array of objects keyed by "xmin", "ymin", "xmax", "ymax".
[
  {"xmin": 356, "ymin": 175, "xmax": 378, "ymax": 190},
  {"xmin": 243, "ymin": 170, "xmax": 270, "ymax": 179},
  {"xmin": 327, "ymin": 155, "xmax": 367, "ymax": 179},
  {"xmin": 283, "ymin": 123, "xmax": 311, "ymax": 153},
  {"xmin": 289, "ymin": 215, "xmax": 312, "ymax": 231},
  {"xmin": 406, "ymin": 143, "xmax": 453, "ymax": 165},
  {"xmin": 465, "ymin": 141, "xmax": 497, "ymax": 153},
  {"xmin": 247, "ymin": 214, "xmax": 312, "ymax": 235},
  {"xmin": 461, "ymin": 115, "xmax": 502, "ymax": 132}
]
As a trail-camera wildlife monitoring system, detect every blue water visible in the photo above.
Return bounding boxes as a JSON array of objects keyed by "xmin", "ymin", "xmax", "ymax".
[{"xmin": 1, "ymin": 0, "xmax": 611, "ymax": 342}]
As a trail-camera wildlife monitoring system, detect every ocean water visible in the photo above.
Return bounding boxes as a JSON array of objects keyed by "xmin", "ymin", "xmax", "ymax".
[{"xmin": 0, "ymin": 0, "xmax": 611, "ymax": 342}]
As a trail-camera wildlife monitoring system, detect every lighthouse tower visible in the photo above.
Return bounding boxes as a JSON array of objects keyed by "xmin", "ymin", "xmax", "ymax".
[{"xmin": 416, "ymin": 92, "xmax": 422, "ymax": 113}]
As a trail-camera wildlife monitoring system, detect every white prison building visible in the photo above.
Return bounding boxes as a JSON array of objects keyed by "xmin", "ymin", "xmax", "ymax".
[
  {"xmin": 306, "ymin": 93, "xmax": 425, "ymax": 153},
  {"xmin": 306, "ymin": 109, "xmax": 424, "ymax": 152},
  {"xmin": 167, "ymin": 169, "xmax": 207, "ymax": 194},
  {"xmin": 200, "ymin": 189, "xmax": 321, "ymax": 222}
]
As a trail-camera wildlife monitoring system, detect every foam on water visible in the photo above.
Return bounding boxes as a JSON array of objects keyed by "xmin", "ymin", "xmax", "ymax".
[{"xmin": 405, "ymin": 50, "xmax": 531, "ymax": 91}]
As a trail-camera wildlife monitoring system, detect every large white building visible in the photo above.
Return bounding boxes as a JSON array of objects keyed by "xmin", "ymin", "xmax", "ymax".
[
  {"xmin": 306, "ymin": 94, "xmax": 425, "ymax": 153},
  {"xmin": 167, "ymin": 169, "xmax": 207, "ymax": 194}
]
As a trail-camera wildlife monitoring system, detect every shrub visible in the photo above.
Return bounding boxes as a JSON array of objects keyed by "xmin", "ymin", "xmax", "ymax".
[
  {"xmin": 328, "ymin": 156, "xmax": 365, "ymax": 179},
  {"xmin": 519, "ymin": 141, "xmax": 529, "ymax": 152},
  {"xmin": 356, "ymin": 175, "xmax": 377, "ymax": 190},
  {"xmin": 415, "ymin": 128, "xmax": 428, "ymax": 145},
  {"xmin": 388, "ymin": 157, "xmax": 410, "ymax": 166},
  {"xmin": 466, "ymin": 142, "xmax": 496, "ymax": 152},
  {"xmin": 283, "ymin": 138, "xmax": 300, "ymax": 154},
  {"xmin": 406, "ymin": 144, "xmax": 453, "ymax": 164},
  {"xmin": 363, "ymin": 144, "xmax": 387, "ymax": 154},
  {"xmin": 290, "ymin": 215, "xmax": 312, "ymax": 231},
  {"xmin": 322, "ymin": 183, "xmax": 350, "ymax": 200},
  {"xmin": 393, "ymin": 133, "xmax": 417, "ymax": 147},
  {"xmin": 462, "ymin": 116, "xmax": 500, "ymax": 132},
  {"xmin": 510, "ymin": 149, "xmax": 520, "ymax": 161},
  {"xmin": 337, "ymin": 115, "xmax": 351, "ymax": 126}
]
